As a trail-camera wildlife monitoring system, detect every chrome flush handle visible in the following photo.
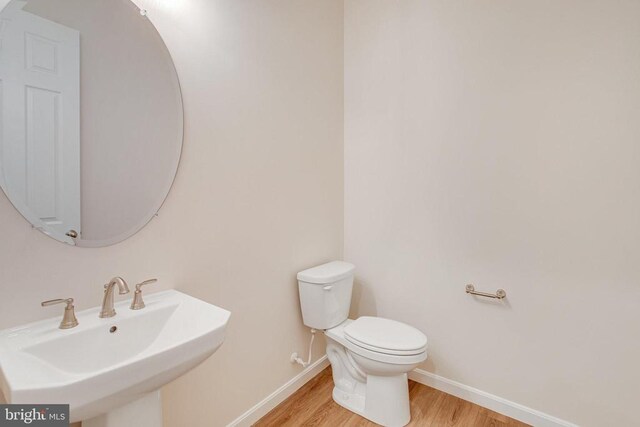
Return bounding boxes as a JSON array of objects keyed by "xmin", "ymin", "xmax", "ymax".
[
  {"xmin": 130, "ymin": 278, "xmax": 158, "ymax": 310},
  {"xmin": 41, "ymin": 298, "xmax": 79, "ymax": 329}
]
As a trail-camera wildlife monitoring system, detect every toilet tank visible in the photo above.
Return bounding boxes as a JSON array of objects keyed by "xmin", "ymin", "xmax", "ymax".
[{"xmin": 297, "ymin": 261, "xmax": 355, "ymax": 330}]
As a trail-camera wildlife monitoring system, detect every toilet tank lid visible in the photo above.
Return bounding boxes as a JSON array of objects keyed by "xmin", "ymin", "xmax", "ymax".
[{"xmin": 297, "ymin": 261, "xmax": 355, "ymax": 284}]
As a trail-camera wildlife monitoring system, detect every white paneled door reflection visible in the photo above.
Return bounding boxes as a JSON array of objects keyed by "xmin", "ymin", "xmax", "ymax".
[{"xmin": 0, "ymin": 0, "xmax": 79, "ymax": 241}]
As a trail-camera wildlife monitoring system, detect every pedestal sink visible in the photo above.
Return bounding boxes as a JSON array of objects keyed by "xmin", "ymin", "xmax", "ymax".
[{"xmin": 0, "ymin": 290, "xmax": 230, "ymax": 426}]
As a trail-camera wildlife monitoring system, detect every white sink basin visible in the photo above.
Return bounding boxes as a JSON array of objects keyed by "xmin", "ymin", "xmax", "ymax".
[{"xmin": 0, "ymin": 290, "xmax": 230, "ymax": 424}]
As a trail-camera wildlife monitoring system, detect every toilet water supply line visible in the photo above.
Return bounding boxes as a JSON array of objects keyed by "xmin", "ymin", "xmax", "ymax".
[{"xmin": 290, "ymin": 328, "xmax": 317, "ymax": 368}]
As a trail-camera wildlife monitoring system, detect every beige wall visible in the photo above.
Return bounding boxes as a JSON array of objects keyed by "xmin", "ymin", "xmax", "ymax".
[
  {"xmin": 3, "ymin": 0, "xmax": 639, "ymax": 425},
  {"xmin": 0, "ymin": 0, "xmax": 343, "ymax": 425},
  {"xmin": 344, "ymin": 1, "xmax": 640, "ymax": 426}
]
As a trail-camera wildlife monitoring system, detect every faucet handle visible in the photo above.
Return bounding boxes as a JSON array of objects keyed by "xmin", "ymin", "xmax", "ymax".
[
  {"xmin": 41, "ymin": 298, "xmax": 79, "ymax": 329},
  {"xmin": 135, "ymin": 278, "xmax": 158, "ymax": 291},
  {"xmin": 130, "ymin": 279, "xmax": 158, "ymax": 310},
  {"xmin": 42, "ymin": 297, "xmax": 73, "ymax": 307}
]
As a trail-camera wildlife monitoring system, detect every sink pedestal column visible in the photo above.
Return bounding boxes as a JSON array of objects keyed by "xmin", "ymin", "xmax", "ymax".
[{"xmin": 83, "ymin": 391, "xmax": 162, "ymax": 427}]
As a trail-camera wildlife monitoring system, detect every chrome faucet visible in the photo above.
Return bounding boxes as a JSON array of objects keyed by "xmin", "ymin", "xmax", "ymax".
[{"xmin": 100, "ymin": 277, "xmax": 130, "ymax": 318}]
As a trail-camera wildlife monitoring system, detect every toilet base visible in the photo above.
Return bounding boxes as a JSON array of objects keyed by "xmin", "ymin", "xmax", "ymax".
[
  {"xmin": 332, "ymin": 373, "xmax": 411, "ymax": 427},
  {"xmin": 332, "ymin": 386, "xmax": 366, "ymax": 419}
]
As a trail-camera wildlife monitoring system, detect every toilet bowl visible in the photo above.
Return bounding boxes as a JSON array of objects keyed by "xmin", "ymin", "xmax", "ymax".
[
  {"xmin": 297, "ymin": 262, "xmax": 428, "ymax": 427},
  {"xmin": 325, "ymin": 319, "xmax": 427, "ymax": 426}
]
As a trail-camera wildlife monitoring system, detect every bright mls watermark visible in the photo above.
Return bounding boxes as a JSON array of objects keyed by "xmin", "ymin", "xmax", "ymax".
[{"xmin": 0, "ymin": 405, "xmax": 68, "ymax": 426}]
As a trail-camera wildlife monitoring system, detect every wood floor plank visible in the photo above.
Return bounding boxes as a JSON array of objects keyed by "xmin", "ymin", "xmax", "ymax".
[
  {"xmin": 473, "ymin": 407, "xmax": 530, "ymax": 427},
  {"xmin": 406, "ymin": 380, "xmax": 446, "ymax": 426},
  {"xmin": 429, "ymin": 393, "xmax": 480, "ymax": 427},
  {"xmin": 254, "ymin": 367, "xmax": 530, "ymax": 427},
  {"xmin": 303, "ymin": 400, "xmax": 362, "ymax": 426},
  {"xmin": 254, "ymin": 368, "xmax": 334, "ymax": 427}
]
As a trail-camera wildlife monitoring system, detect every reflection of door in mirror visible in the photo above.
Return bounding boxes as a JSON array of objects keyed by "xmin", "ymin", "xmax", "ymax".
[{"xmin": 0, "ymin": 0, "xmax": 80, "ymax": 244}]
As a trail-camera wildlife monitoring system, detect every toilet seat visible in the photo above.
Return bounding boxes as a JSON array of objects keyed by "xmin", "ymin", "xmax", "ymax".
[
  {"xmin": 325, "ymin": 319, "xmax": 427, "ymax": 366},
  {"xmin": 344, "ymin": 316, "xmax": 427, "ymax": 356}
]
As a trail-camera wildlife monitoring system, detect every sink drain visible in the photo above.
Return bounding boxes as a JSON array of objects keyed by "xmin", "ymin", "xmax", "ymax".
[{"xmin": 109, "ymin": 326, "xmax": 117, "ymax": 333}]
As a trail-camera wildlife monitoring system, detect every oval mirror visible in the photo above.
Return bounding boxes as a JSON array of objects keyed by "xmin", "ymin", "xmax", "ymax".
[{"xmin": 0, "ymin": 0, "xmax": 183, "ymax": 247}]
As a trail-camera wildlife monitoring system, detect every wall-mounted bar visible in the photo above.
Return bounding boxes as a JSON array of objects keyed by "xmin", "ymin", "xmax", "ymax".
[{"xmin": 465, "ymin": 284, "xmax": 506, "ymax": 300}]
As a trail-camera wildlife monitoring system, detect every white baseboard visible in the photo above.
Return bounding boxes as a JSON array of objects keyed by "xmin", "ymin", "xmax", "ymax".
[
  {"xmin": 227, "ymin": 355, "xmax": 330, "ymax": 427},
  {"xmin": 408, "ymin": 369, "xmax": 578, "ymax": 427},
  {"xmin": 227, "ymin": 357, "xmax": 576, "ymax": 427}
]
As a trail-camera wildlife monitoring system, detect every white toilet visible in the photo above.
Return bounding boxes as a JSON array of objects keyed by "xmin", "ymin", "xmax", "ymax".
[{"xmin": 297, "ymin": 261, "xmax": 427, "ymax": 427}]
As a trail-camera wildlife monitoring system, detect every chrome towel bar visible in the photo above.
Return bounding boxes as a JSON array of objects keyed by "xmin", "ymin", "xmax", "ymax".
[{"xmin": 465, "ymin": 284, "xmax": 506, "ymax": 300}]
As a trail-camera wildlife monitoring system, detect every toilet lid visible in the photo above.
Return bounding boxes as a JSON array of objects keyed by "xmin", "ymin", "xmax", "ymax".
[{"xmin": 344, "ymin": 317, "xmax": 427, "ymax": 356}]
